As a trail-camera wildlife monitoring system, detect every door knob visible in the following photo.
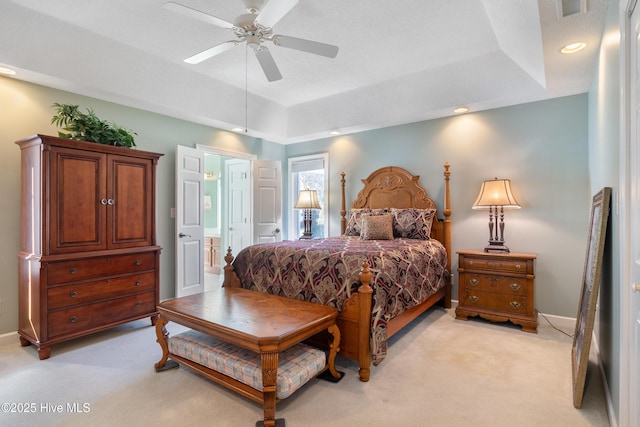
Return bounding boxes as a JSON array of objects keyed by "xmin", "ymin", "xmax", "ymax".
[
  {"xmin": 633, "ymin": 283, "xmax": 640, "ymax": 292},
  {"xmin": 273, "ymin": 228, "xmax": 280, "ymax": 234},
  {"xmin": 178, "ymin": 233, "xmax": 191, "ymax": 238}
]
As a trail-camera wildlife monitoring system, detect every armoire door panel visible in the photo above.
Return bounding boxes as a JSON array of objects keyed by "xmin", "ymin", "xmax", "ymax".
[
  {"xmin": 109, "ymin": 155, "xmax": 153, "ymax": 248},
  {"xmin": 48, "ymin": 147, "xmax": 107, "ymax": 254}
]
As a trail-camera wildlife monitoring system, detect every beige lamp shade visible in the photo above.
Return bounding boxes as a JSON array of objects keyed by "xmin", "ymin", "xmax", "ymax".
[
  {"xmin": 294, "ymin": 189, "xmax": 321, "ymax": 209},
  {"xmin": 472, "ymin": 178, "xmax": 521, "ymax": 209}
]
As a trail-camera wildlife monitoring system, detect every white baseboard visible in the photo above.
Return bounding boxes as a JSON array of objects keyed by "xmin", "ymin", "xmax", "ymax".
[
  {"xmin": 536, "ymin": 312, "xmax": 576, "ymax": 333},
  {"xmin": 0, "ymin": 331, "xmax": 19, "ymax": 347},
  {"xmin": 591, "ymin": 332, "xmax": 618, "ymax": 427}
]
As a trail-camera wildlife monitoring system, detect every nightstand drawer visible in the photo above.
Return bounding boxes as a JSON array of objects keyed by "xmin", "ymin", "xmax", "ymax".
[
  {"xmin": 460, "ymin": 290, "xmax": 530, "ymax": 315},
  {"xmin": 461, "ymin": 273, "xmax": 529, "ymax": 295},
  {"xmin": 460, "ymin": 256, "xmax": 532, "ymax": 275}
]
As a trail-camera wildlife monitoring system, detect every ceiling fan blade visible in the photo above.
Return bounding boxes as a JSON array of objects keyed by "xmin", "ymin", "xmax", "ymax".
[
  {"xmin": 255, "ymin": 0, "xmax": 299, "ymax": 29},
  {"xmin": 254, "ymin": 47, "xmax": 283, "ymax": 82},
  {"xmin": 272, "ymin": 35, "xmax": 339, "ymax": 58},
  {"xmin": 184, "ymin": 41, "xmax": 239, "ymax": 64},
  {"xmin": 164, "ymin": 2, "xmax": 235, "ymax": 30}
]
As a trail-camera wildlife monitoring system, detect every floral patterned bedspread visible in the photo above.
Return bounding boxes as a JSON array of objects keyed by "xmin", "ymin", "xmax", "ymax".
[{"xmin": 231, "ymin": 236, "xmax": 449, "ymax": 365}]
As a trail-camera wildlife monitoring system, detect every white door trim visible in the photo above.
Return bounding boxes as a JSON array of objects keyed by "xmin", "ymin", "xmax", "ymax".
[
  {"xmin": 196, "ymin": 144, "xmax": 257, "ymax": 161},
  {"xmin": 619, "ymin": 1, "xmax": 636, "ymax": 425}
]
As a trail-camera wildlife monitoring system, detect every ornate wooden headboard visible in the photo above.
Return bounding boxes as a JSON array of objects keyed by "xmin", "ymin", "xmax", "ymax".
[{"xmin": 340, "ymin": 164, "xmax": 452, "ymax": 269}]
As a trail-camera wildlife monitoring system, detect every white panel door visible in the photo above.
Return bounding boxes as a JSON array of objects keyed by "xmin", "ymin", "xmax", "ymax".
[
  {"xmin": 252, "ymin": 160, "xmax": 282, "ymax": 244},
  {"xmin": 175, "ymin": 145, "xmax": 204, "ymax": 297},
  {"xmin": 226, "ymin": 159, "xmax": 251, "ymax": 256}
]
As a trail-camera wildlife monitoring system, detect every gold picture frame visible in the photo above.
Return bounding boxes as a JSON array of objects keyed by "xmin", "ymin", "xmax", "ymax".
[{"xmin": 572, "ymin": 187, "xmax": 611, "ymax": 408}]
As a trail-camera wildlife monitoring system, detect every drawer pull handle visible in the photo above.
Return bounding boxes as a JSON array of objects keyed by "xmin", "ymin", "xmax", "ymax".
[
  {"xmin": 468, "ymin": 260, "xmax": 474, "ymax": 265},
  {"xmin": 100, "ymin": 198, "xmax": 108, "ymax": 205},
  {"xmin": 135, "ymin": 302, "xmax": 142, "ymax": 307},
  {"xmin": 69, "ymin": 268, "xmax": 77, "ymax": 274},
  {"xmin": 509, "ymin": 301, "xmax": 522, "ymax": 308},
  {"xmin": 70, "ymin": 316, "xmax": 78, "ymax": 323},
  {"xmin": 515, "ymin": 264, "xmax": 522, "ymax": 269},
  {"xmin": 135, "ymin": 260, "xmax": 142, "ymax": 266},
  {"xmin": 469, "ymin": 279, "xmax": 479, "ymax": 286},
  {"xmin": 510, "ymin": 283, "xmax": 521, "ymax": 291},
  {"xmin": 135, "ymin": 280, "xmax": 142, "ymax": 286},
  {"xmin": 470, "ymin": 296, "xmax": 479, "ymax": 303},
  {"xmin": 70, "ymin": 291, "xmax": 78, "ymax": 298}
]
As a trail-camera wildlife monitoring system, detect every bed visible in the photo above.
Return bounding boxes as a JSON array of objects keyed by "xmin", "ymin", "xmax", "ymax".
[{"xmin": 223, "ymin": 164, "xmax": 452, "ymax": 382}]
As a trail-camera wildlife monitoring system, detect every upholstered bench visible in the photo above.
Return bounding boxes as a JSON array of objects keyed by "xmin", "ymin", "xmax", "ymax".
[{"xmin": 169, "ymin": 329, "xmax": 327, "ymax": 399}]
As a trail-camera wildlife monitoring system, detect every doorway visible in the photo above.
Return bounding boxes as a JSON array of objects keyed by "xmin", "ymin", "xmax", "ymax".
[
  {"xmin": 175, "ymin": 145, "xmax": 281, "ymax": 296},
  {"xmin": 198, "ymin": 145, "xmax": 254, "ymax": 291}
]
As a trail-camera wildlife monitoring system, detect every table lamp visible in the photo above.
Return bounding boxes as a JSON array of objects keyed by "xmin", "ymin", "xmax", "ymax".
[
  {"xmin": 472, "ymin": 178, "xmax": 521, "ymax": 253},
  {"xmin": 294, "ymin": 189, "xmax": 321, "ymax": 239}
]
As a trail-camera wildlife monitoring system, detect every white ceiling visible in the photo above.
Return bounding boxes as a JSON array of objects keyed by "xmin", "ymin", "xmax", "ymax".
[{"xmin": 1, "ymin": 0, "xmax": 609, "ymax": 144}]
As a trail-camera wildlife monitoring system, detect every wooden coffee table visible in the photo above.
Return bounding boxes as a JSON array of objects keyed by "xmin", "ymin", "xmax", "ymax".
[{"xmin": 154, "ymin": 287, "xmax": 342, "ymax": 427}]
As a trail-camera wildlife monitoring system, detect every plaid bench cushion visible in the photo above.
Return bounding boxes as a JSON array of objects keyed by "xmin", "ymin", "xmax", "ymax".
[{"xmin": 169, "ymin": 329, "xmax": 326, "ymax": 399}]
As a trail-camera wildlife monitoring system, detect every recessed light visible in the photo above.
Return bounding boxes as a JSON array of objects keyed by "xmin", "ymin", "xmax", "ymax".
[
  {"xmin": 454, "ymin": 107, "xmax": 469, "ymax": 114},
  {"xmin": 329, "ymin": 130, "xmax": 340, "ymax": 135},
  {"xmin": 231, "ymin": 127, "xmax": 245, "ymax": 132},
  {"xmin": 0, "ymin": 66, "xmax": 16, "ymax": 75},
  {"xmin": 560, "ymin": 42, "xmax": 586, "ymax": 54}
]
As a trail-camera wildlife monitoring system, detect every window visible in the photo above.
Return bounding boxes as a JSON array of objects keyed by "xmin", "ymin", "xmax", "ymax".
[{"xmin": 288, "ymin": 154, "xmax": 329, "ymax": 239}]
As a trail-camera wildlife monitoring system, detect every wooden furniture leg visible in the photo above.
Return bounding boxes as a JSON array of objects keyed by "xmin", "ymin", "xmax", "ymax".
[
  {"xmin": 326, "ymin": 324, "xmax": 342, "ymax": 379},
  {"xmin": 257, "ymin": 350, "xmax": 280, "ymax": 427},
  {"xmin": 154, "ymin": 315, "xmax": 178, "ymax": 371}
]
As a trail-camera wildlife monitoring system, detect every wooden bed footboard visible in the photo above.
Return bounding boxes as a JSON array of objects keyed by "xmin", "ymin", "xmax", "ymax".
[{"xmin": 223, "ymin": 250, "xmax": 375, "ymax": 382}]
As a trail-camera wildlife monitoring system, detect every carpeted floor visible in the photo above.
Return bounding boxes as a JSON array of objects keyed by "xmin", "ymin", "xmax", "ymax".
[{"xmin": 0, "ymin": 306, "xmax": 609, "ymax": 427}]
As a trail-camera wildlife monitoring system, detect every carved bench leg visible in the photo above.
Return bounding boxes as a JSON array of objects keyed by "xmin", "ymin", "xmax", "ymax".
[
  {"xmin": 256, "ymin": 350, "xmax": 281, "ymax": 427},
  {"xmin": 154, "ymin": 315, "xmax": 178, "ymax": 372},
  {"xmin": 327, "ymin": 324, "xmax": 342, "ymax": 380}
]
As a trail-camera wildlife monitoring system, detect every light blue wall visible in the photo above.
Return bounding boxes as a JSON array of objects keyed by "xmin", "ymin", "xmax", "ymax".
[
  {"xmin": 0, "ymin": 76, "xmax": 590, "ymax": 331},
  {"xmin": 589, "ymin": 0, "xmax": 622, "ymax": 421},
  {"xmin": 0, "ymin": 77, "xmax": 285, "ymax": 335},
  {"xmin": 287, "ymin": 94, "xmax": 591, "ymax": 318}
]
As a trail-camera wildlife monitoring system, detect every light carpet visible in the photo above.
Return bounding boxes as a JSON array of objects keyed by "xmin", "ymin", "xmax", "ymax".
[{"xmin": 0, "ymin": 307, "xmax": 609, "ymax": 427}]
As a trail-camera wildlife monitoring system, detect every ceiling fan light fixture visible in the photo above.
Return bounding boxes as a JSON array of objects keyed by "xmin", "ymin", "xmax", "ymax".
[
  {"xmin": 246, "ymin": 34, "xmax": 261, "ymax": 50},
  {"xmin": 560, "ymin": 41, "xmax": 586, "ymax": 54}
]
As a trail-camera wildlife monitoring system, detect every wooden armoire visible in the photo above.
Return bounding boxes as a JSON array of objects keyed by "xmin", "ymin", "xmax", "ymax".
[{"xmin": 16, "ymin": 135, "xmax": 163, "ymax": 359}]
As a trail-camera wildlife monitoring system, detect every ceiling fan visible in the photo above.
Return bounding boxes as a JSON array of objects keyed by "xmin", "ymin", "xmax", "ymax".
[{"xmin": 164, "ymin": 0, "xmax": 339, "ymax": 82}]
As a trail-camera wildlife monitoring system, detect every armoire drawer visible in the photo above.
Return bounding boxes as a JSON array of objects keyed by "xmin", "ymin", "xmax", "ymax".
[
  {"xmin": 48, "ymin": 291, "xmax": 156, "ymax": 338},
  {"xmin": 47, "ymin": 271, "xmax": 156, "ymax": 310},
  {"xmin": 47, "ymin": 252, "xmax": 156, "ymax": 285}
]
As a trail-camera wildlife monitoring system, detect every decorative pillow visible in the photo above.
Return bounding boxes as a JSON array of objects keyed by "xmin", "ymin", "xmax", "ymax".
[
  {"xmin": 344, "ymin": 208, "xmax": 388, "ymax": 236},
  {"xmin": 360, "ymin": 214, "xmax": 394, "ymax": 240},
  {"xmin": 391, "ymin": 208, "xmax": 437, "ymax": 239}
]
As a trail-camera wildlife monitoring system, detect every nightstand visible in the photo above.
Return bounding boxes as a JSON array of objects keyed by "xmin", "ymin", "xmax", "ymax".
[{"xmin": 455, "ymin": 250, "xmax": 538, "ymax": 333}]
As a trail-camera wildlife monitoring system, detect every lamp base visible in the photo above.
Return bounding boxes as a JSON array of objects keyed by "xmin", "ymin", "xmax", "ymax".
[
  {"xmin": 299, "ymin": 232, "xmax": 313, "ymax": 240},
  {"xmin": 484, "ymin": 241, "xmax": 510, "ymax": 253}
]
